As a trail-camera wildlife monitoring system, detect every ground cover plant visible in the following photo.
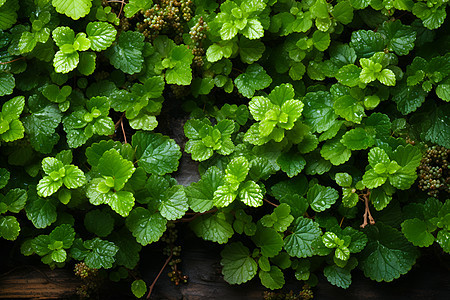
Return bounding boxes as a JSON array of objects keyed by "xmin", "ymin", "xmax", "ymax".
[{"xmin": 0, "ymin": 0, "xmax": 449, "ymax": 298}]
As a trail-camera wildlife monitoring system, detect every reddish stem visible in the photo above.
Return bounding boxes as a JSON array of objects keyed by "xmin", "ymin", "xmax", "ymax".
[
  {"xmin": 0, "ymin": 57, "xmax": 25, "ymax": 65},
  {"xmin": 263, "ymin": 198, "xmax": 279, "ymax": 207},
  {"xmin": 174, "ymin": 208, "xmax": 217, "ymax": 223},
  {"xmin": 146, "ymin": 252, "xmax": 173, "ymax": 299}
]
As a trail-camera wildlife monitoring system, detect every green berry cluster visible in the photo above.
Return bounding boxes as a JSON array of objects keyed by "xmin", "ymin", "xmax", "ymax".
[
  {"xmin": 189, "ymin": 16, "xmax": 208, "ymax": 67},
  {"xmin": 161, "ymin": 222, "xmax": 189, "ymax": 286},
  {"xmin": 418, "ymin": 145, "xmax": 449, "ymax": 197},
  {"xmin": 263, "ymin": 285, "xmax": 313, "ymax": 300},
  {"xmin": 136, "ymin": 0, "xmax": 193, "ymax": 42},
  {"xmin": 74, "ymin": 262, "xmax": 101, "ymax": 299}
]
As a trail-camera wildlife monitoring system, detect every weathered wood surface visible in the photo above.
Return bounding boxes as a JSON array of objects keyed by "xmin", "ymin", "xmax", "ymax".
[
  {"xmin": 0, "ymin": 265, "xmax": 80, "ymax": 299},
  {"xmin": 1, "ymin": 234, "xmax": 449, "ymax": 300}
]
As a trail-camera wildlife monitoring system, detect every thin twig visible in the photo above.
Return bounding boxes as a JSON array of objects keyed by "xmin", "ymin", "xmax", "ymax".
[
  {"xmin": 360, "ymin": 190, "xmax": 375, "ymax": 228},
  {"xmin": 339, "ymin": 216, "xmax": 345, "ymax": 227},
  {"xmin": 0, "ymin": 57, "xmax": 25, "ymax": 65},
  {"xmin": 121, "ymin": 118, "xmax": 127, "ymax": 144},
  {"xmin": 263, "ymin": 198, "xmax": 279, "ymax": 207},
  {"xmin": 174, "ymin": 208, "xmax": 218, "ymax": 223},
  {"xmin": 146, "ymin": 252, "xmax": 173, "ymax": 299}
]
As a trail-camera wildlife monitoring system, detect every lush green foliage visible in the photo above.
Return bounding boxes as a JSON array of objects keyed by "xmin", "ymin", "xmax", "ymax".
[{"xmin": 0, "ymin": 0, "xmax": 449, "ymax": 296}]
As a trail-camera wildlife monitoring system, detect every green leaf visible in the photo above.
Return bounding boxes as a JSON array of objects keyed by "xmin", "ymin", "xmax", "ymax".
[
  {"xmin": 312, "ymin": 31, "xmax": 330, "ymax": 51},
  {"xmin": 336, "ymin": 64, "xmax": 361, "ymax": 87},
  {"xmin": 239, "ymin": 37, "xmax": 265, "ymax": 64},
  {"xmin": 334, "ymin": 95, "xmax": 365, "ymax": 123},
  {"xmin": 131, "ymin": 280, "xmax": 147, "ymax": 298},
  {"xmin": 186, "ymin": 167, "xmax": 224, "ymax": 213},
  {"xmin": 84, "ymin": 209, "xmax": 114, "ymax": 237},
  {"xmin": 124, "ymin": 0, "xmax": 153, "ymax": 18},
  {"xmin": 49, "ymin": 224, "xmax": 75, "ymax": 248},
  {"xmin": 359, "ymin": 223, "xmax": 419, "ymax": 282},
  {"xmin": 158, "ymin": 185, "xmax": 188, "ymax": 220},
  {"xmin": 23, "ymin": 102, "xmax": 62, "ymax": 154},
  {"xmin": 86, "ymin": 22, "xmax": 116, "ymax": 52},
  {"xmin": 126, "ymin": 207, "xmax": 167, "ymax": 246},
  {"xmin": 277, "ymin": 149, "xmax": 306, "ymax": 178},
  {"xmin": 0, "ymin": 215, "xmax": 20, "ymax": 240},
  {"xmin": 350, "ymin": 30, "xmax": 385, "ymax": 58},
  {"xmin": 242, "ymin": 19, "xmax": 264, "ymax": 40},
  {"xmin": 98, "ymin": 149, "xmax": 135, "ymax": 190},
  {"xmin": 234, "ymin": 64, "xmax": 272, "ymax": 98},
  {"xmin": 332, "ymin": 1, "xmax": 354, "ymax": 25},
  {"xmin": 323, "ymin": 264, "xmax": 352, "ymax": 289},
  {"xmin": 239, "ymin": 181, "xmax": 263, "ymax": 207},
  {"xmin": 110, "ymin": 230, "xmax": 142, "ymax": 269},
  {"xmin": 52, "ymin": 0, "xmax": 92, "ymax": 20},
  {"xmin": 341, "ymin": 128, "xmax": 374, "ymax": 150},
  {"xmin": 133, "ymin": 132, "xmax": 181, "ymax": 175},
  {"xmin": 379, "ymin": 20, "xmax": 416, "ymax": 56},
  {"xmin": 0, "ymin": 0, "xmax": 19, "ymax": 30},
  {"xmin": 412, "ymin": 104, "xmax": 450, "ymax": 148},
  {"xmin": 191, "ymin": 212, "xmax": 234, "ymax": 244},
  {"xmin": 307, "ymin": 184, "xmax": 339, "ymax": 212},
  {"xmin": 252, "ymin": 227, "xmax": 283, "ymax": 257},
  {"xmin": 401, "ymin": 218, "xmax": 435, "ymax": 247},
  {"xmin": 106, "ymin": 31, "xmax": 144, "ymax": 74},
  {"xmin": 1, "ymin": 188, "xmax": 27, "ymax": 213},
  {"xmin": 303, "ymin": 91, "xmax": 337, "ymax": 133},
  {"xmin": 284, "ymin": 217, "xmax": 322, "ymax": 258},
  {"xmin": 0, "ymin": 168, "xmax": 10, "ymax": 189},
  {"xmin": 320, "ymin": 138, "xmax": 351, "ymax": 166},
  {"xmin": 436, "ymin": 230, "xmax": 450, "ymax": 253},
  {"xmin": 25, "ymin": 188, "xmax": 57, "ymax": 228},
  {"xmin": 53, "ymin": 50, "xmax": 79, "ymax": 73},
  {"xmin": 259, "ymin": 266, "xmax": 285, "ymax": 290},
  {"xmin": 0, "ymin": 72, "xmax": 14, "ymax": 96},
  {"xmin": 83, "ymin": 238, "xmax": 118, "ymax": 269},
  {"xmin": 392, "ymin": 84, "xmax": 427, "ymax": 115},
  {"xmin": 220, "ymin": 242, "xmax": 258, "ymax": 284}
]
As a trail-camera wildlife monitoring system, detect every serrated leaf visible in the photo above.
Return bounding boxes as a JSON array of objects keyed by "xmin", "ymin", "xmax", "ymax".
[
  {"xmin": 252, "ymin": 227, "xmax": 283, "ymax": 257},
  {"xmin": 324, "ymin": 265, "xmax": 352, "ymax": 289},
  {"xmin": 190, "ymin": 212, "xmax": 234, "ymax": 244},
  {"xmin": 303, "ymin": 91, "xmax": 337, "ymax": 133},
  {"xmin": 332, "ymin": 1, "xmax": 354, "ymax": 24},
  {"xmin": 221, "ymin": 242, "xmax": 258, "ymax": 284},
  {"xmin": 110, "ymin": 230, "xmax": 142, "ymax": 269},
  {"xmin": 307, "ymin": 184, "xmax": 339, "ymax": 212},
  {"xmin": 359, "ymin": 223, "xmax": 419, "ymax": 282},
  {"xmin": 239, "ymin": 37, "xmax": 265, "ymax": 64},
  {"xmin": 239, "ymin": 181, "xmax": 263, "ymax": 207},
  {"xmin": 52, "ymin": 0, "xmax": 92, "ymax": 20},
  {"xmin": 98, "ymin": 149, "xmax": 135, "ymax": 190},
  {"xmin": 124, "ymin": 0, "xmax": 153, "ymax": 18},
  {"xmin": 0, "ymin": 72, "xmax": 14, "ymax": 96},
  {"xmin": 84, "ymin": 209, "xmax": 114, "ymax": 237},
  {"xmin": 320, "ymin": 138, "xmax": 351, "ymax": 166},
  {"xmin": 341, "ymin": 128, "xmax": 374, "ymax": 150},
  {"xmin": 25, "ymin": 188, "xmax": 57, "ymax": 228},
  {"xmin": 158, "ymin": 185, "xmax": 188, "ymax": 220},
  {"xmin": 83, "ymin": 238, "xmax": 118, "ymax": 269},
  {"xmin": 131, "ymin": 280, "xmax": 147, "ymax": 298},
  {"xmin": 234, "ymin": 64, "xmax": 272, "ymax": 98},
  {"xmin": 277, "ymin": 150, "xmax": 306, "ymax": 178},
  {"xmin": 86, "ymin": 22, "xmax": 117, "ymax": 52},
  {"xmin": 53, "ymin": 50, "xmax": 79, "ymax": 73},
  {"xmin": 284, "ymin": 217, "xmax": 321, "ymax": 258},
  {"xmin": 436, "ymin": 230, "xmax": 450, "ymax": 253},
  {"xmin": 1, "ymin": 188, "xmax": 27, "ymax": 213},
  {"xmin": 126, "ymin": 207, "xmax": 167, "ymax": 246},
  {"xmin": 350, "ymin": 30, "xmax": 385, "ymax": 58},
  {"xmin": 132, "ymin": 132, "xmax": 181, "ymax": 175},
  {"xmin": 259, "ymin": 266, "xmax": 285, "ymax": 290},
  {"xmin": 379, "ymin": 20, "xmax": 416, "ymax": 56},
  {"xmin": 106, "ymin": 31, "xmax": 144, "ymax": 74},
  {"xmin": 401, "ymin": 218, "xmax": 435, "ymax": 247},
  {"xmin": 334, "ymin": 95, "xmax": 365, "ymax": 123},
  {"xmin": 186, "ymin": 167, "xmax": 224, "ymax": 213},
  {"xmin": 0, "ymin": 215, "xmax": 20, "ymax": 240}
]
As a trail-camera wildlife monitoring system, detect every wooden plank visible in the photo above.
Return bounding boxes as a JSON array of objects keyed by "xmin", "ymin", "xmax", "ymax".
[{"xmin": 0, "ymin": 266, "xmax": 80, "ymax": 299}]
